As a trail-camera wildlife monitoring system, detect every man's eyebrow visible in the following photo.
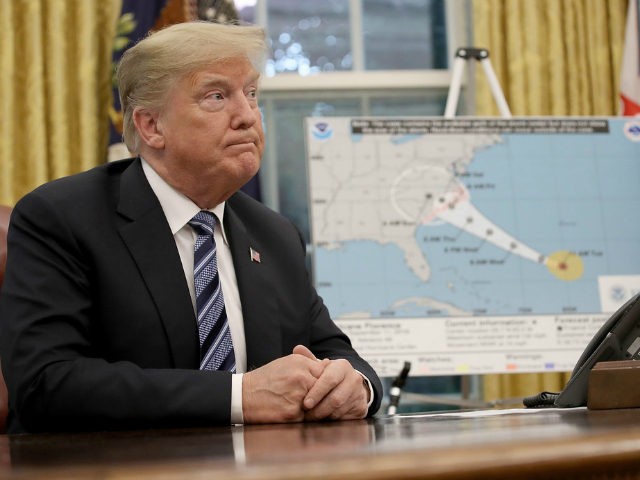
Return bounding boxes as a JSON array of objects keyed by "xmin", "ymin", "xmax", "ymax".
[
  {"xmin": 193, "ymin": 74, "xmax": 231, "ymax": 91},
  {"xmin": 193, "ymin": 72, "xmax": 261, "ymax": 91}
]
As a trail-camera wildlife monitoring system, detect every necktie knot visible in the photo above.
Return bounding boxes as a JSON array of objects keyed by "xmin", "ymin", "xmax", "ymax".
[{"xmin": 189, "ymin": 210, "xmax": 216, "ymax": 235}]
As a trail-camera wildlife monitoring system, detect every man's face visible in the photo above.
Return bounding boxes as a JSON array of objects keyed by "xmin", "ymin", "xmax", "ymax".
[{"xmin": 152, "ymin": 56, "xmax": 265, "ymax": 205}]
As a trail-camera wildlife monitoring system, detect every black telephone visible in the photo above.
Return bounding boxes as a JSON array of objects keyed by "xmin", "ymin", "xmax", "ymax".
[{"xmin": 525, "ymin": 292, "xmax": 640, "ymax": 408}]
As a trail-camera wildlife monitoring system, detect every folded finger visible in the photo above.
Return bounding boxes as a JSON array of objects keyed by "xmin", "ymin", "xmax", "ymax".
[{"xmin": 303, "ymin": 362, "xmax": 347, "ymax": 410}]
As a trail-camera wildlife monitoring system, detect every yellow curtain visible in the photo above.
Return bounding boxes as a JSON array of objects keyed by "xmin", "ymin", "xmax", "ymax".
[
  {"xmin": 0, "ymin": 0, "xmax": 122, "ymax": 206},
  {"xmin": 472, "ymin": 0, "xmax": 627, "ymax": 116},
  {"xmin": 471, "ymin": 0, "xmax": 628, "ymax": 402}
]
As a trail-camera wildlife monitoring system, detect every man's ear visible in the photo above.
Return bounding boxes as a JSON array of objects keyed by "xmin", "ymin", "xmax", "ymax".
[{"xmin": 133, "ymin": 107, "xmax": 165, "ymax": 149}]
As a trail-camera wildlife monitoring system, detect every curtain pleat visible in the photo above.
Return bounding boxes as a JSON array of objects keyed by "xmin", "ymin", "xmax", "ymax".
[
  {"xmin": 0, "ymin": 1, "xmax": 16, "ymax": 201},
  {"xmin": 43, "ymin": 0, "xmax": 71, "ymax": 180},
  {"xmin": 13, "ymin": 1, "xmax": 48, "ymax": 196},
  {"xmin": 547, "ymin": 2, "xmax": 567, "ymax": 115},
  {"xmin": 472, "ymin": 0, "xmax": 628, "ymax": 403},
  {"xmin": 0, "ymin": 0, "xmax": 121, "ymax": 205}
]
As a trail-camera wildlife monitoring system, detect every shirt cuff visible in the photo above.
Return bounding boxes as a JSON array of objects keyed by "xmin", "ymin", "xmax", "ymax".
[
  {"xmin": 356, "ymin": 370, "xmax": 375, "ymax": 408},
  {"xmin": 231, "ymin": 373, "xmax": 244, "ymax": 424}
]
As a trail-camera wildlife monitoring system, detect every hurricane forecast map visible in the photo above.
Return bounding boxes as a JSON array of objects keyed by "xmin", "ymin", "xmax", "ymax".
[{"xmin": 306, "ymin": 117, "xmax": 640, "ymax": 376}]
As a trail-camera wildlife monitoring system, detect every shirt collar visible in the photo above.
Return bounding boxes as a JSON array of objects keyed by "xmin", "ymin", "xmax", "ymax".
[{"xmin": 140, "ymin": 158, "xmax": 228, "ymax": 244}]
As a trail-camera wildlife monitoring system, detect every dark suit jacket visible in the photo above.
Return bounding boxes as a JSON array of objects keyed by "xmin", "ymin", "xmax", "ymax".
[{"xmin": 0, "ymin": 158, "xmax": 382, "ymax": 432}]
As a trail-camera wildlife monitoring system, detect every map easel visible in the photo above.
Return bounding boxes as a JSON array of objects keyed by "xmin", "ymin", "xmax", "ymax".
[{"xmin": 444, "ymin": 47, "xmax": 512, "ymax": 118}]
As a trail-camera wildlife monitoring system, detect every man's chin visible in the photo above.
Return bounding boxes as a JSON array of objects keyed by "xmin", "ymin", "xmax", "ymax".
[{"xmin": 236, "ymin": 156, "xmax": 261, "ymax": 179}]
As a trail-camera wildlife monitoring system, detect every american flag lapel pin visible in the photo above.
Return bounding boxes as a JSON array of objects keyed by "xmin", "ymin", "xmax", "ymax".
[{"xmin": 249, "ymin": 247, "xmax": 261, "ymax": 263}]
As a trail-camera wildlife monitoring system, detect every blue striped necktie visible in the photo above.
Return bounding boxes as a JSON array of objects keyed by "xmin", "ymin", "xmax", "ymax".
[{"xmin": 189, "ymin": 211, "xmax": 236, "ymax": 372}]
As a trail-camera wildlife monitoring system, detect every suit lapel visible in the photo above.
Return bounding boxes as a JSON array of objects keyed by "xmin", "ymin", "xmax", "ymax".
[
  {"xmin": 224, "ymin": 198, "xmax": 282, "ymax": 370},
  {"xmin": 116, "ymin": 160, "xmax": 199, "ymax": 368}
]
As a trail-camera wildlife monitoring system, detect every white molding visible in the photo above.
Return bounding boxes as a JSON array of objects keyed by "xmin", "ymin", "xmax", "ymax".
[
  {"xmin": 350, "ymin": 0, "xmax": 364, "ymax": 71},
  {"xmin": 260, "ymin": 70, "xmax": 453, "ymax": 91}
]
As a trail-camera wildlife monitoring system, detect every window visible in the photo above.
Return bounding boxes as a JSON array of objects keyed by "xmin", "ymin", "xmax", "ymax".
[{"xmin": 240, "ymin": 0, "xmax": 452, "ymax": 75}]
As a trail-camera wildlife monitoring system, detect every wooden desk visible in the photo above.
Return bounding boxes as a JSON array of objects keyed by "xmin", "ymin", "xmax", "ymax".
[{"xmin": 2, "ymin": 408, "xmax": 640, "ymax": 479}]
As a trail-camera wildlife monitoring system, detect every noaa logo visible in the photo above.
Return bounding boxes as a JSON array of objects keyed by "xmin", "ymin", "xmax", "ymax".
[
  {"xmin": 610, "ymin": 285, "xmax": 627, "ymax": 303},
  {"xmin": 623, "ymin": 120, "xmax": 640, "ymax": 142},
  {"xmin": 312, "ymin": 122, "xmax": 333, "ymax": 140}
]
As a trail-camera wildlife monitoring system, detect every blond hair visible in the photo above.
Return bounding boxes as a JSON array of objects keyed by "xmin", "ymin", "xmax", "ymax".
[{"xmin": 117, "ymin": 21, "xmax": 267, "ymax": 153}]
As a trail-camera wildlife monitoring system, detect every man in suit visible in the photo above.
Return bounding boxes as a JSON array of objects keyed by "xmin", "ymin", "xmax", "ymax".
[{"xmin": 0, "ymin": 21, "xmax": 382, "ymax": 433}]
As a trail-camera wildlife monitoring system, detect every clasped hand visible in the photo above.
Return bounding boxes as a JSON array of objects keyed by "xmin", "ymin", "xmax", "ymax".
[{"xmin": 242, "ymin": 345, "xmax": 369, "ymax": 423}]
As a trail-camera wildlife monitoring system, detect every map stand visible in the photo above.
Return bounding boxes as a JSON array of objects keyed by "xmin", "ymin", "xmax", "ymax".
[{"xmin": 444, "ymin": 47, "xmax": 512, "ymax": 118}]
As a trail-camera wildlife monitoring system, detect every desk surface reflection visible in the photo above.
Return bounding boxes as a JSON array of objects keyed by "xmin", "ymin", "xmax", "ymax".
[{"xmin": 3, "ymin": 407, "xmax": 640, "ymax": 479}]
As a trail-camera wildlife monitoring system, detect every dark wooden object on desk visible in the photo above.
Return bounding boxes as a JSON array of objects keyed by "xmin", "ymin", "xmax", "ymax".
[
  {"xmin": 2, "ymin": 408, "xmax": 640, "ymax": 479},
  {"xmin": 588, "ymin": 359, "xmax": 640, "ymax": 410}
]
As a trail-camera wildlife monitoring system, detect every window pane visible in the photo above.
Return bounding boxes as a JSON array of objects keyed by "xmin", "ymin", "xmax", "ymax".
[
  {"xmin": 363, "ymin": 0, "xmax": 448, "ymax": 70},
  {"xmin": 262, "ymin": 0, "xmax": 352, "ymax": 76},
  {"xmin": 370, "ymin": 90, "xmax": 449, "ymax": 115}
]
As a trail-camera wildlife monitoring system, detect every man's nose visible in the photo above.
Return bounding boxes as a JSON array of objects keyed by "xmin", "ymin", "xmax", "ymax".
[{"xmin": 230, "ymin": 94, "xmax": 257, "ymax": 129}]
